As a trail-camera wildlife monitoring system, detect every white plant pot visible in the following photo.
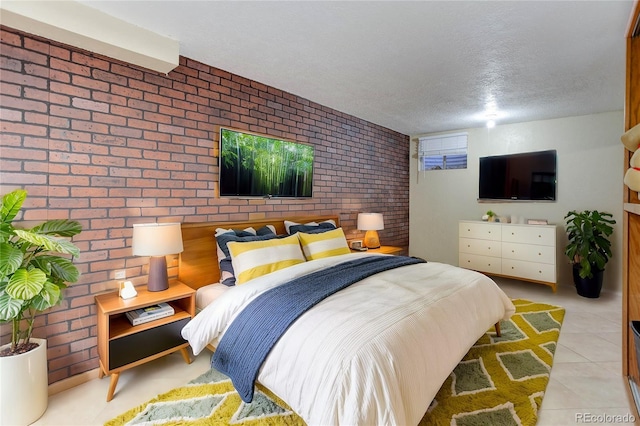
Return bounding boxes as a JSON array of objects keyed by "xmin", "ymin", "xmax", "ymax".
[{"xmin": 0, "ymin": 338, "xmax": 48, "ymax": 426}]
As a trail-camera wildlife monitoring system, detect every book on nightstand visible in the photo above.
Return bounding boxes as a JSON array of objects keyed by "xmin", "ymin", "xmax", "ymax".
[{"xmin": 125, "ymin": 302, "xmax": 174, "ymax": 326}]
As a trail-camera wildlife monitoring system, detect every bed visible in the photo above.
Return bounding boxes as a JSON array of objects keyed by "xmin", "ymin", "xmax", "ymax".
[{"xmin": 178, "ymin": 216, "xmax": 515, "ymax": 425}]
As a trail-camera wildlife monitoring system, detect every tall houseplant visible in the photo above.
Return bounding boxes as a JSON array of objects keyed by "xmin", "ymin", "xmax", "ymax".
[
  {"xmin": 0, "ymin": 189, "xmax": 82, "ymax": 354},
  {"xmin": 564, "ymin": 210, "xmax": 615, "ymax": 298},
  {"xmin": 0, "ymin": 189, "xmax": 82, "ymax": 424}
]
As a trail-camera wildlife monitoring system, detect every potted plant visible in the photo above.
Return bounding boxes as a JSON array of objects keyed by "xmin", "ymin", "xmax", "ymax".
[
  {"xmin": 0, "ymin": 189, "xmax": 82, "ymax": 425},
  {"xmin": 564, "ymin": 210, "xmax": 615, "ymax": 298}
]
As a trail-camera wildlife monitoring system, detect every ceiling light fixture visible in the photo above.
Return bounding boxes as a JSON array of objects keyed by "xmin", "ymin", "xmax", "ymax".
[{"xmin": 485, "ymin": 113, "xmax": 498, "ymax": 128}]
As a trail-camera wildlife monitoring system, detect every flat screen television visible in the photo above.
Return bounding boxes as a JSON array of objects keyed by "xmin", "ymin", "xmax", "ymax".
[
  {"xmin": 478, "ymin": 150, "xmax": 557, "ymax": 201},
  {"xmin": 219, "ymin": 127, "xmax": 314, "ymax": 198}
]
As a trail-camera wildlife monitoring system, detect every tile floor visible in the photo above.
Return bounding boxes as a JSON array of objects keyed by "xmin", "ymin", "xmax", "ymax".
[{"xmin": 32, "ymin": 278, "xmax": 636, "ymax": 425}]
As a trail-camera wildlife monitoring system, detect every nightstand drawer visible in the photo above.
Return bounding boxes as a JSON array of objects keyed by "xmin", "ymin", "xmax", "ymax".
[{"xmin": 109, "ymin": 318, "xmax": 189, "ymax": 370}]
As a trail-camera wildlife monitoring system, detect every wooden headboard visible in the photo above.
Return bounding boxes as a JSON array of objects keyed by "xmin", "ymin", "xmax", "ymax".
[{"xmin": 178, "ymin": 215, "xmax": 341, "ymax": 290}]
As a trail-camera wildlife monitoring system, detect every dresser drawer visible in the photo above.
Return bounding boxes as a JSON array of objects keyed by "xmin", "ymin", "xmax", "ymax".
[
  {"xmin": 459, "ymin": 222, "xmax": 501, "ymax": 241},
  {"xmin": 501, "ymin": 225, "xmax": 555, "ymax": 246},
  {"xmin": 502, "ymin": 259, "xmax": 556, "ymax": 283},
  {"xmin": 501, "ymin": 242, "xmax": 555, "ymax": 264},
  {"xmin": 459, "ymin": 253, "xmax": 502, "ymax": 275},
  {"xmin": 459, "ymin": 238, "xmax": 501, "ymax": 256}
]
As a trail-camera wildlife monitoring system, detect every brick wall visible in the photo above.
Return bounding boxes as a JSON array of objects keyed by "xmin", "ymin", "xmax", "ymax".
[{"xmin": 0, "ymin": 27, "xmax": 410, "ymax": 384}]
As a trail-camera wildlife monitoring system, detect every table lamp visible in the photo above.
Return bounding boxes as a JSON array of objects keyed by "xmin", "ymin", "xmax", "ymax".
[
  {"xmin": 132, "ymin": 222, "xmax": 184, "ymax": 292},
  {"xmin": 357, "ymin": 213, "xmax": 384, "ymax": 249}
]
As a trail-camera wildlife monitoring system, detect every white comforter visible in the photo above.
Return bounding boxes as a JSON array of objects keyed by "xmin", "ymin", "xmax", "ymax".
[{"xmin": 181, "ymin": 253, "xmax": 515, "ymax": 426}]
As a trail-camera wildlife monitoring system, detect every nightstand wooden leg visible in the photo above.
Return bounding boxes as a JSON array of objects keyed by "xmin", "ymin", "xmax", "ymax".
[
  {"xmin": 98, "ymin": 368, "xmax": 104, "ymax": 379},
  {"xmin": 179, "ymin": 347, "xmax": 192, "ymax": 365},
  {"xmin": 494, "ymin": 322, "xmax": 501, "ymax": 337},
  {"xmin": 106, "ymin": 372, "xmax": 119, "ymax": 402}
]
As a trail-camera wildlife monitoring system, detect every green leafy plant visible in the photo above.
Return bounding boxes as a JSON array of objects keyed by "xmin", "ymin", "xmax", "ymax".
[
  {"xmin": 564, "ymin": 210, "xmax": 616, "ymax": 279},
  {"xmin": 0, "ymin": 189, "xmax": 82, "ymax": 355}
]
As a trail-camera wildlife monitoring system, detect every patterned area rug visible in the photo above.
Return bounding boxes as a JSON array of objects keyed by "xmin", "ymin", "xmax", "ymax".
[{"xmin": 106, "ymin": 299, "xmax": 564, "ymax": 426}]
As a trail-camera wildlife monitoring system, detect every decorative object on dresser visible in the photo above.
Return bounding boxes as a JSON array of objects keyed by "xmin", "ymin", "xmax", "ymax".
[
  {"xmin": 132, "ymin": 222, "xmax": 184, "ymax": 292},
  {"xmin": 564, "ymin": 210, "xmax": 616, "ymax": 298},
  {"xmin": 357, "ymin": 212, "xmax": 384, "ymax": 248},
  {"xmin": 0, "ymin": 189, "xmax": 82, "ymax": 426},
  {"xmin": 459, "ymin": 220, "xmax": 557, "ymax": 291},
  {"xmin": 484, "ymin": 210, "xmax": 497, "ymax": 222},
  {"xmin": 95, "ymin": 281, "xmax": 195, "ymax": 401},
  {"xmin": 527, "ymin": 218, "xmax": 549, "ymax": 225}
]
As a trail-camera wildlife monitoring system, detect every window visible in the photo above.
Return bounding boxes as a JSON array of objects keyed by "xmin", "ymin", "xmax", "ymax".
[{"xmin": 418, "ymin": 133, "xmax": 468, "ymax": 171}]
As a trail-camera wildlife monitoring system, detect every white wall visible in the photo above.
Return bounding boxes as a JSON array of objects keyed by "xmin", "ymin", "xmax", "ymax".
[{"xmin": 409, "ymin": 111, "xmax": 624, "ymax": 294}]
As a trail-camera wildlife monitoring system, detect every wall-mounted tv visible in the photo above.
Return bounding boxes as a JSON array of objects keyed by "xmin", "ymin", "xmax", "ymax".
[
  {"xmin": 219, "ymin": 127, "xmax": 314, "ymax": 198},
  {"xmin": 478, "ymin": 150, "xmax": 557, "ymax": 201}
]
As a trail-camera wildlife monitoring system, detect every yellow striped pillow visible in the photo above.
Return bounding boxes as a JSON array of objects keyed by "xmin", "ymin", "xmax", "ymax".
[
  {"xmin": 297, "ymin": 228, "xmax": 351, "ymax": 261},
  {"xmin": 227, "ymin": 234, "xmax": 306, "ymax": 284}
]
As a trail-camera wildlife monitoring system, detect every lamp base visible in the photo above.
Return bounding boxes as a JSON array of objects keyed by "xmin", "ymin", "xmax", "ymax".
[
  {"xmin": 147, "ymin": 256, "xmax": 169, "ymax": 292},
  {"xmin": 364, "ymin": 230, "xmax": 380, "ymax": 249}
]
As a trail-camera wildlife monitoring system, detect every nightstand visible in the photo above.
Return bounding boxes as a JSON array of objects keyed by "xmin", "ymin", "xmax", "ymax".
[
  {"xmin": 95, "ymin": 281, "xmax": 195, "ymax": 401},
  {"xmin": 359, "ymin": 246, "xmax": 405, "ymax": 256}
]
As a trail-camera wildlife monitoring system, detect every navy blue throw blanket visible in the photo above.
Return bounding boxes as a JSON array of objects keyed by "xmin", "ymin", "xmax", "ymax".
[{"xmin": 212, "ymin": 255, "xmax": 426, "ymax": 402}]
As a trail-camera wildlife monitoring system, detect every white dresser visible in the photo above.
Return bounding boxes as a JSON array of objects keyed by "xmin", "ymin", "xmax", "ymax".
[{"xmin": 458, "ymin": 220, "xmax": 557, "ymax": 291}]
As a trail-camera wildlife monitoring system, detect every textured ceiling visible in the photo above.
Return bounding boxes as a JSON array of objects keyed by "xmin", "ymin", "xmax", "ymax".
[{"xmin": 79, "ymin": 1, "xmax": 633, "ymax": 135}]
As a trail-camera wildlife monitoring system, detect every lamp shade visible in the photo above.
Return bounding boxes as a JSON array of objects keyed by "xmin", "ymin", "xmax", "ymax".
[
  {"xmin": 357, "ymin": 213, "xmax": 384, "ymax": 231},
  {"xmin": 132, "ymin": 223, "xmax": 184, "ymax": 256}
]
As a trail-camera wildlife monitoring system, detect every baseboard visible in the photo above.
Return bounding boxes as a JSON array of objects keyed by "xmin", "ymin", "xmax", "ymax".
[{"xmin": 48, "ymin": 368, "xmax": 100, "ymax": 396}]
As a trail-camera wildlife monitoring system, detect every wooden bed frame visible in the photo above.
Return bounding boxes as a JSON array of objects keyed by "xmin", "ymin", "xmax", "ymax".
[
  {"xmin": 177, "ymin": 215, "xmax": 341, "ymax": 290},
  {"xmin": 176, "ymin": 214, "xmax": 501, "ymax": 337}
]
